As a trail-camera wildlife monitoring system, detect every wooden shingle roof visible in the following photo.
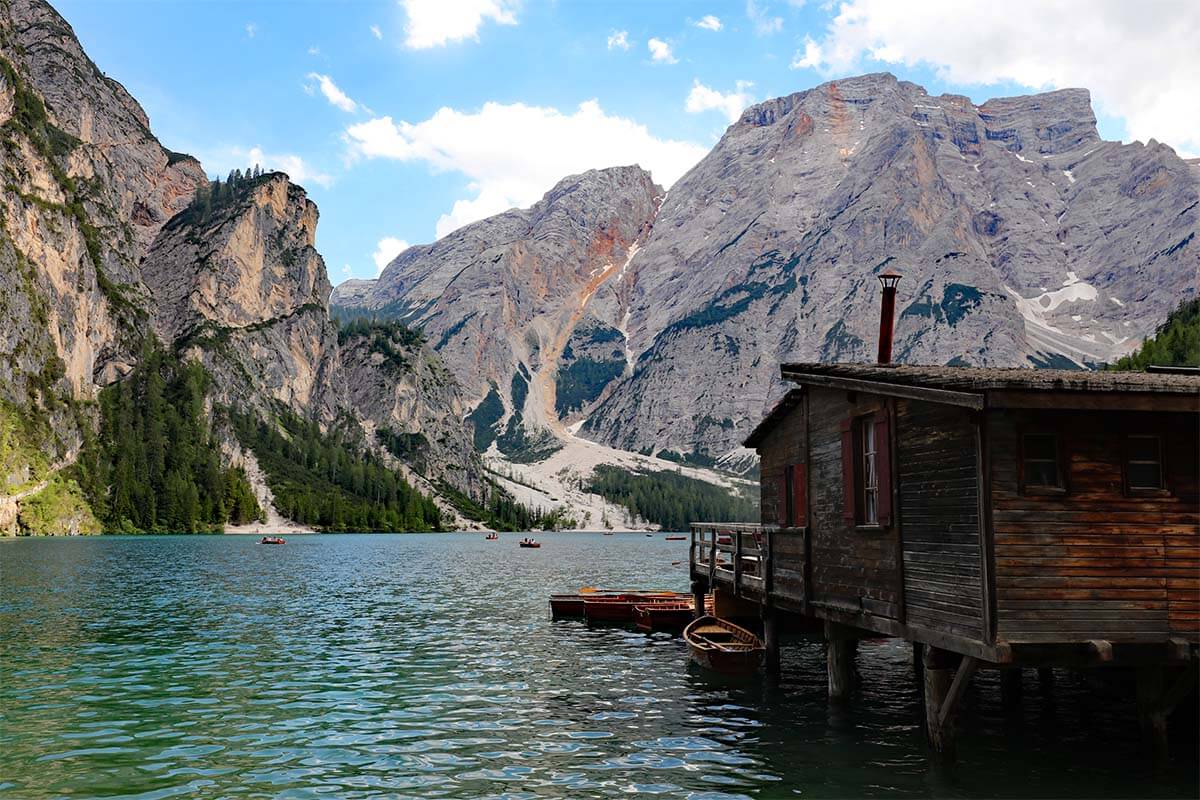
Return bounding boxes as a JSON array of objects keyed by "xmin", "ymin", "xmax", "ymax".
[
  {"xmin": 780, "ymin": 363, "xmax": 1200, "ymax": 394},
  {"xmin": 744, "ymin": 364, "xmax": 1200, "ymax": 448}
]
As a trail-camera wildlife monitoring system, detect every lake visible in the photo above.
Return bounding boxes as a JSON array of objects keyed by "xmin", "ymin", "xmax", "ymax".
[{"xmin": 1, "ymin": 533, "xmax": 1196, "ymax": 798}]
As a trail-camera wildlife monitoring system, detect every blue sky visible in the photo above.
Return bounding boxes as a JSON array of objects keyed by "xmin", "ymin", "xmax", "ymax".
[{"xmin": 54, "ymin": 0, "xmax": 1195, "ymax": 283}]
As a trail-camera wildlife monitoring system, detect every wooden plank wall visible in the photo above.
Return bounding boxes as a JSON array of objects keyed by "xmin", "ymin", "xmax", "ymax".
[
  {"xmin": 756, "ymin": 397, "xmax": 807, "ymax": 605},
  {"xmin": 806, "ymin": 387, "xmax": 900, "ymax": 620},
  {"xmin": 988, "ymin": 409, "xmax": 1199, "ymax": 643},
  {"xmin": 758, "ymin": 397, "xmax": 805, "ymax": 527},
  {"xmin": 896, "ymin": 399, "xmax": 984, "ymax": 640}
]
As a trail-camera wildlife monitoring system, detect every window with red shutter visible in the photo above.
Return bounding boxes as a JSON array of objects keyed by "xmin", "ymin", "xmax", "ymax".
[
  {"xmin": 875, "ymin": 415, "xmax": 892, "ymax": 527},
  {"xmin": 790, "ymin": 463, "xmax": 807, "ymax": 526},
  {"xmin": 840, "ymin": 419, "xmax": 856, "ymax": 522}
]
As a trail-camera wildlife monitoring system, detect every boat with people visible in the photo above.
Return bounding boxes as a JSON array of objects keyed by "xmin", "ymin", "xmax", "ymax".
[
  {"xmin": 683, "ymin": 616, "xmax": 765, "ymax": 675},
  {"xmin": 519, "ymin": 538, "xmax": 541, "ymax": 548},
  {"xmin": 259, "ymin": 536, "xmax": 285, "ymax": 545},
  {"xmin": 485, "ymin": 533, "xmax": 499, "ymax": 540}
]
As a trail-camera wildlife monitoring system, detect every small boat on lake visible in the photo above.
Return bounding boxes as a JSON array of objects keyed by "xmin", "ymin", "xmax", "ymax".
[
  {"xmin": 602, "ymin": 532, "xmax": 614, "ymax": 536},
  {"xmin": 519, "ymin": 538, "xmax": 541, "ymax": 548},
  {"xmin": 633, "ymin": 601, "xmax": 695, "ymax": 633},
  {"xmin": 485, "ymin": 533, "xmax": 499, "ymax": 540},
  {"xmin": 683, "ymin": 616, "xmax": 764, "ymax": 675},
  {"xmin": 582, "ymin": 592, "xmax": 688, "ymax": 623},
  {"xmin": 664, "ymin": 535, "xmax": 686, "ymax": 541},
  {"xmin": 259, "ymin": 536, "xmax": 285, "ymax": 545}
]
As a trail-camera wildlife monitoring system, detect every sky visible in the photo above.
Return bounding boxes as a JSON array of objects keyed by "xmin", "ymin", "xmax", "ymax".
[{"xmin": 55, "ymin": 0, "xmax": 1200, "ymax": 283}]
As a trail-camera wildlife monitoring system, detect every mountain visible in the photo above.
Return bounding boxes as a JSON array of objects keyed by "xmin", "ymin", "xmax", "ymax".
[
  {"xmin": 332, "ymin": 165, "xmax": 664, "ymax": 458},
  {"xmin": 337, "ymin": 73, "xmax": 1198, "ymax": 466},
  {"xmin": 0, "ymin": 0, "xmax": 484, "ymax": 533}
]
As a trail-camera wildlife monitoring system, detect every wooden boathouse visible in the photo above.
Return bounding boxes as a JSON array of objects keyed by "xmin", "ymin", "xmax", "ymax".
[{"xmin": 690, "ymin": 362, "xmax": 1199, "ymax": 757}]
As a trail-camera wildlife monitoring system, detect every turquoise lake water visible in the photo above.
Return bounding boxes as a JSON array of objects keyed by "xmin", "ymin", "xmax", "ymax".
[{"xmin": 1, "ymin": 533, "xmax": 1196, "ymax": 798}]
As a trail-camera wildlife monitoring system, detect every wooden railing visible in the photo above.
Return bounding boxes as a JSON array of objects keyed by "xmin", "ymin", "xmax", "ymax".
[{"xmin": 691, "ymin": 523, "xmax": 772, "ymax": 597}]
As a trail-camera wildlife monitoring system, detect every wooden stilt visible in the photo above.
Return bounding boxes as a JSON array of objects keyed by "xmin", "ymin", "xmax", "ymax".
[
  {"xmin": 912, "ymin": 642, "xmax": 925, "ymax": 700},
  {"xmin": 691, "ymin": 580, "xmax": 706, "ymax": 621},
  {"xmin": 762, "ymin": 605, "xmax": 780, "ymax": 679},
  {"xmin": 1136, "ymin": 666, "xmax": 1169, "ymax": 763},
  {"xmin": 923, "ymin": 646, "xmax": 962, "ymax": 759},
  {"xmin": 825, "ymin": 622, "xmax": 856, "ymax": 703},
  {"xmin": 1000, "ymin": 668, "xmax": 1023, "ymax": 710}
]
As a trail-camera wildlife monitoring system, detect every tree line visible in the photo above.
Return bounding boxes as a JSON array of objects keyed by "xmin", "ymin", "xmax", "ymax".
[
  {"xmin": 587, "ymin": 465, "xmax": 758, "ymax": 531},
  {"xmin": 1109, "ymin": 298, "xmax": 1199, "ymax": 370},
  {"xmin": 230, "ymin": 408, "xmax": 443, "ymax": 532}
]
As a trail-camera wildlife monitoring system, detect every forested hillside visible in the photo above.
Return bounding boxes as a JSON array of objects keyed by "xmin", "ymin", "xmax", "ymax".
[
  {"xmin": 74, "ymin": 344, "xmax": 261, "ymax": 533},
  {"xmin": 1109, "ymin": 299, "xmax": 1200, "ymax": 370},
  {"xmin": 588, "ymin": 466, "xmax": 758, "ymax": 531}
]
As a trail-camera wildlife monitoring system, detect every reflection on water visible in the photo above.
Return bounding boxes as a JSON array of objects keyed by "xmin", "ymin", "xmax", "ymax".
[{"xmin": 0, "ymin": 534, "xmax": 1195, "ymax": 798}]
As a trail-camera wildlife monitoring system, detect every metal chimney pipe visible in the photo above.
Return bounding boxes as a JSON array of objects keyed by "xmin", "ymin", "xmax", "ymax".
[{"xmin": 876, "ymin": 272, "xmax": 902, "ymax": 365}]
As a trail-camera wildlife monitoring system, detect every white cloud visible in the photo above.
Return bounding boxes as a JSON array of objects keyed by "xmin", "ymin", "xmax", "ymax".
[
  {"xmin": 307, "ymin": 45, "xmax": 320, "ymax": 56},
  {"xmin": 789, "ymin": 36, "xmax": 821, "ymax": 70},
  {"xmin": 370, "ymin": 24, "xmax": 383, "ymax": 40},
  {"xmin": 792, "ymin": 0, "xmax": 1200, "ymax": 157},
  {"xmin": 344, "ymin": 100, "xmax": 707, "ymax": 239},
  {"xmin": 607, "ymin": 30, "xmax": 630, "ymax": 50},
  {"xmin": 245, "ymin": 22, "xmax": 257, "ymax": 38},
  {"xmin": 239, "ymin": 146, "xmax": 333, "ymax": 189},
  {"xmin": 306, "ymin": 73, "xmax": 358, "ymax": 113},
  {"xmin": 341, "ymin": 263, "xmax": 353, "ymax": 277},
  {"xmin": 647, "ymin": 38, "xmax": 678, "ymax": 64},
  {"xmin": 686, "ymin": 80, "xmax": 755, "ymax": 123},
  {"xmin": 746, "ymin": 1, "xmax": 782, "ymax": 34},
  {"xmin": 400, "ymin": 0, "xmax": 517, "ymax": 49},
  {"xmin": 373, "ymin": 237, "xmax": 410, "ymax": 274},
  {"xmin": 695, "ymin": 15, "xmax": 723, "ymax": 31}
]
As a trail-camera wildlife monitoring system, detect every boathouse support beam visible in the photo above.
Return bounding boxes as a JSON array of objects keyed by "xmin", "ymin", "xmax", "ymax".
[
  {"xmin": 691, "ymin": 580, "xmax": 706, "ymax": 621},
  {"xmin": 762, "ymin": 605, "xmax": 780, "ymax": 679},
  {"xmin": 923, "ymin": 647, "xmax": 976, "ymax": 759},
  {"xmin": 825, "ymin": 621, "xmax": 857, "ymax": 703}
]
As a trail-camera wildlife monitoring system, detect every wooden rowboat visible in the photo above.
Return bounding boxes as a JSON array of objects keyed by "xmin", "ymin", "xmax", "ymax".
[
  {"xmin": 683, "ymin": 616, "xmax": 764, "ymax": 675},
  {"xmin": 519, "ymin": 539, "xmax": 540, "ymax": 548},
  {"xmin": 664, "ymin": 535, "xmax": 686, "ymax": 541},
  {"xmin": 582, "ymin": 592, "xmax": 688, "ymax": 624},
  {"xmin": 633, "ymin": 601, "xmax": 695, "ymax": 633},
  {"xmin": 259, "ymin": 536, "xmax": 285, "ymax": 545}
]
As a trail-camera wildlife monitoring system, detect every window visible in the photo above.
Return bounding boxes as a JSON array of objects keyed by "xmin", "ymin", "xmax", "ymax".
[
  {"xmin": 1126, "ymin": 435, "xmax": 1164, "ymax": 491},
  {"xmin": 861, "ymin": 420, "xmax": 879, "ymax": 524},
  {"xmin": 1021, "ymin": 433, "xmax": 1062, "ymax": 491},
  {"xmin": 841, "ymin": 412, "xmax": 891, "ymax": 527}
]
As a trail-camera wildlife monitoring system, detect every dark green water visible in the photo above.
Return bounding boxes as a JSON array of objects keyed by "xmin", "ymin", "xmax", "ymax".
[{"xmin": 1, "ymin": 534, "xmax": 1195, "ymax": 799}]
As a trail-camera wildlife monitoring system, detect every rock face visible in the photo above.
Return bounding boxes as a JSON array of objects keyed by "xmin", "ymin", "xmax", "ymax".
[
  {"xmin": 332, "ymin": 166, "xmax": 664, "ymax": 452},
  {"xmin": 0, "ymin": 0, "xmax": 204, "ymax": 472},
  {"xmin": 141, "ymin": 174, "xmax": 342, "ymax": 421}
]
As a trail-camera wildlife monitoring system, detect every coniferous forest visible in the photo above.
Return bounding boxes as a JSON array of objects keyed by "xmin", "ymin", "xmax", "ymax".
[
  {"xmin": 75, "ymin": 344, "xmax": 262, "ymax": 533},
  {"xmin": 230, "ymin": 409, "xmax": 443, "ymax": 532},
  {"xmin": 588, "ymin": 465, "xmax": 758, "ymax": 531},
  {"xmin": 1109, "ymin": 298, "xmax": 1200, "ymax": 370}
]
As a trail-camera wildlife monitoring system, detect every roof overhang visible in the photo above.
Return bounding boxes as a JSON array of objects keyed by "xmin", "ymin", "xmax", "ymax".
[{"xmin": 779, "ymin": 367, "xmax": 985, "ymax": 410}]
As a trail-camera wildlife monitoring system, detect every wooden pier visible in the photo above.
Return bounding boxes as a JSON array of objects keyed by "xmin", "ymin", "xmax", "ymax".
[{"xmin": 690, "ymin": 363, "xmax": 1199, "ymax": 760}]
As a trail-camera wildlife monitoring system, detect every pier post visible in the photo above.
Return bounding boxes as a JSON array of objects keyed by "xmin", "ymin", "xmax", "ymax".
[
  {"xmin": 691, "ymin": 580, "xmax": 706, "ymax": 621},
  {"xmin": 762, "ymin": 605, "xmax": 780, "ymax": 679},
  {"xmin": 922, "ymin": 646, "xmax": 958, "ymax": 759},
  {"xmin": 1000, "ymin": 668, "xmax": 1023, "ymax": 710},
  {"xmin": 825, "ymin": 621, "xmax": 857, "ymax": 703},
  {"xmin": 1136, "ymin": 666, "xmax": 1169, "ymax": 763}
]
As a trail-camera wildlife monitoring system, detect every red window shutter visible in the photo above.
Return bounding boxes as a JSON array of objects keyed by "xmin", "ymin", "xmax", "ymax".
[
  {"xmin": 840, "ymin": 418, "xmax": 856, "ymax": 522},
  {"xmin": 777, "ymin": 474, "xmax": 790, "ymax": 526},
  {"xmin": 876, "ymin": 415, "xmax": 893, "ymax": 526},
  {"xmin": 791, "ymin": 463, "xmax": 807, "ymax": 526}
]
